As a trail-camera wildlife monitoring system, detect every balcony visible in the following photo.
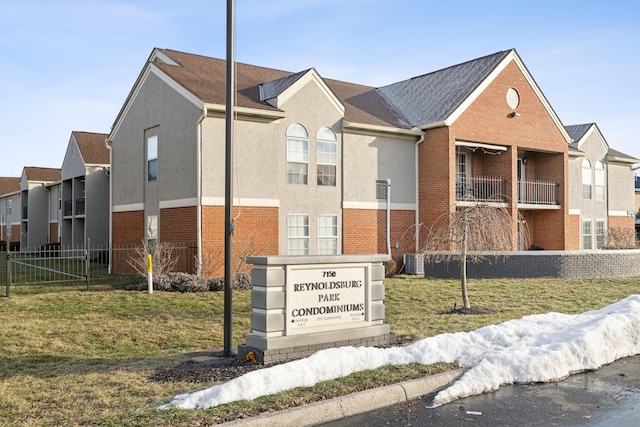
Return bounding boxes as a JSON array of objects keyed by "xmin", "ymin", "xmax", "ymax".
[
  {"xmin": 518, "ymin": 180, "xmax": 558, "ymax": 205},
  {"xmin": 456, "ymin": 176, "xmax": 507, "ymax": 203},
  {"xmin": 75, "ymin": 198, "xmax": 85, "ymax": 216},
  {"xmin": 64, "ymin": 200, "xmax": 73, "ymax": 217},
  {"xmin": 63, "ymin": 198, "xmax": 86, "ymax": 216},
  {"xmin": 455, "ymin": 176, "xmax": 559, "ymax": 206}
]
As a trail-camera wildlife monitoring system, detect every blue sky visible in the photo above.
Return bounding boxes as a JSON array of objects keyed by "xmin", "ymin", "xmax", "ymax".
[{"xmin": 1, "ymin": 0, "xmax": 639, "ymax": 177}]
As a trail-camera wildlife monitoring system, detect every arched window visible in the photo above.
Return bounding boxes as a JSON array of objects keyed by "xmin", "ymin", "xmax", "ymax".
[
  {"xmin": 594, "ymin": 160, "xmax": 605, "ymax": 201},
  {"xmin": 286, "ymin": 123, "xmax": 308, "ymax": 185},
  {"xmin": 582, "ymin": 159, "xmax": 591, "ymax": 200},
  {"xmin": 316, "ymin": 127, "xmax": 337, "ymax": 186}
]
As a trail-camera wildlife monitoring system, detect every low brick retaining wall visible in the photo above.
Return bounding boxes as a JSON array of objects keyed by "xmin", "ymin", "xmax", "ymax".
[{"xmin": 423, "ymin": 250, "xmax": 640, "ymax": 279}]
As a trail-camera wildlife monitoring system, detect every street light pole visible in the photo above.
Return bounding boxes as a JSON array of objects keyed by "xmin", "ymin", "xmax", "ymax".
[{"xmin": 219, "ymin": 0, "xmax": 237, "ymax": 357}]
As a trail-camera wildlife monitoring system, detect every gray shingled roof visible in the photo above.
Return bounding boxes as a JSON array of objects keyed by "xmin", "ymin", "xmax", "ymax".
[
  {"xmin": 565, "ymin": 123, "xmax": 594, "ymax": 144},
  {"xmin": 260, "ymin": 69, "xmax": 310, "ymax": 101},
  {"xmin": 377, "ymin": 50, "xmax": 512, "ymax": 127}
]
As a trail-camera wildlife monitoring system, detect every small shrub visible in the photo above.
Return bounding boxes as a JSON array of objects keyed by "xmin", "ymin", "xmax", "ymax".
[
  {"xmin": 384, "ymin": 259, "xmax": 397, "ymax": 277},
  {"xmin": 603, "ymin": 227, "xmax": 638, "ymax": 249},
  {"xmin": 138, "ymin": 272, "xmax": 252, "ymax": 293}
]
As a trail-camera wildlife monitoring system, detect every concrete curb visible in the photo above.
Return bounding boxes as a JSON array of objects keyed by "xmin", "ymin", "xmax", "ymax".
[{"xmin": 223, "ymin": 369, "xmax": 463, "ymax": 426}]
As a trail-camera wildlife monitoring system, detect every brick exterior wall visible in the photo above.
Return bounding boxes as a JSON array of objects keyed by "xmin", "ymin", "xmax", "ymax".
[
  {"xmin": 160, "ymin": 206, "xmax": 197, "ymax": 243},
  {"xmin": 11, "ymin": 225, "xmax": 20, "ymax": 243},
  {"xmin": 201, "ymin": 205, "xmax": 278, "ymax": 277},
  {"xmin": 418, "ymin": 60, "xmax": 569, "ymax": 250},
  {"xmin": 159, "ymin": 206, "xmax": 198, "ymax": 273},
  {"xmin": 112, "ymin": 210, "xmax": 145, "ymax": 275},
  {"xmin": 113, "ymin": 210, "xmax": 145, "ymax": 245},
  {"xmin": 343, "ymin": 208, "xmax": 416, "ymax": 267},
  {"xmin": 49, "ymin": 222, "xmax": 58, "ymax": 243},
  {"xmin": 608, "ymin": 215, "xmax": 635, "ymax": 230},
  {"xmin": 566, "ymin": 214, "xmax": 581, "ymax": 250}
]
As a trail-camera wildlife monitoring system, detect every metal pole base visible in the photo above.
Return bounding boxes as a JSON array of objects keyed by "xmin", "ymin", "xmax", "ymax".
[{"xmin": 215, "ymin": 349, "xmax": 238, "ymax": 357}]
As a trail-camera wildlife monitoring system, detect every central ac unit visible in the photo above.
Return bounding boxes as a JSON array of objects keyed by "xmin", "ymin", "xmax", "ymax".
[{"xmin": 403, "ymin": 253, "xmax": 424, "ymax": 275}]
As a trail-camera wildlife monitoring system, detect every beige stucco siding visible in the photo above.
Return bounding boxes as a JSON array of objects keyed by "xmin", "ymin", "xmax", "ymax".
[
  {"xmin": 569, "ymin": 130, "xmax": 608, "ymax": 219},
  {"xmin": 111, "ymin": 71, "xmax": 201, "ymax": 208},
  {"xmin": 343, "ymin": 132, "xmax": 416, "ymax": 206},
  {"xmin": 608, "ymin": 162, "xmax": 635, "ymax": 212}
]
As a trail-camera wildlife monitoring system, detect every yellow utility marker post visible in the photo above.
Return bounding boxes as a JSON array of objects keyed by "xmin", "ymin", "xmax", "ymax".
[{"xmin": 147, "ymin": 254, "xmax": 153, "ymax": 294}]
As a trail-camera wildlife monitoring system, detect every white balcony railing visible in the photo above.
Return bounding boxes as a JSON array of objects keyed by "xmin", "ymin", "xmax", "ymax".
[
  {"xmin": 518, "ymin": 180, "xmax": 558, "ymax": 205},
  {"xmin": 456, "ymin": 176, "xmax": 506, "ymax": 202}
]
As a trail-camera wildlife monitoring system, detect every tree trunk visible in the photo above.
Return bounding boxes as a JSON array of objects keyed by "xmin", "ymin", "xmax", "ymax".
[{"xmin": 460, "ymin": 214, "xmax": 471, "ymax": 309}]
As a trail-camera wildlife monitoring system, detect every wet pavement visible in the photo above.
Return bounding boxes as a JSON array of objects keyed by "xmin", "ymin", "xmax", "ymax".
[{"xmin": 321, "ymin": 354, "xmax": 640, "ymax": 426}]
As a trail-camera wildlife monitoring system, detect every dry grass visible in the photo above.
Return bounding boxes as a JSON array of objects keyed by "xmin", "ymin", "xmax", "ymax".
[{"xmin": 0, "ymin": 276, "xmax": 638, "ymax": 425}]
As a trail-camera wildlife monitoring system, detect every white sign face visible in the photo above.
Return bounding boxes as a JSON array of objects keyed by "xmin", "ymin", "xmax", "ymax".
[{"xmin": 286, "ymin": 264, "xmax": 369, "ymax": 335}]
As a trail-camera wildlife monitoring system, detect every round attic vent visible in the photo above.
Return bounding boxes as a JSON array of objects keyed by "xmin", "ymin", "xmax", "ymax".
[{"xmin": 506, "ymin": 88, "xmax": 520, "ymax": 109}]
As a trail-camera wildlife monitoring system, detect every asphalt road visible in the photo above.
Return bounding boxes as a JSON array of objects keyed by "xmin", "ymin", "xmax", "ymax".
[{"xmin": 320, "ymin": 354, "xmax": 640, "ymax": 427}]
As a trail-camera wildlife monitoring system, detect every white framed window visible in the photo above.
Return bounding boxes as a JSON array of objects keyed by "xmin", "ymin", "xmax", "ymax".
[
  {"xmin": 595, "ymin": 219, "xmax": 605, "ymax": 249},
  {"xmin": 594, "ymin": 160, "xmax": 605, "ymax": 201},
  {"xmin": 146, "ymin": 214, "xmax": 158, "ymax": 242},
  {"xmin": 286, "ymin": 123, "xmax": 308, "ymax": 185},
  {"xmin": 581, "ymin": 219, "xmax": 592, "ymax": 250},
  {"xmin": 316, "ymin": 127, "xmax": 337, "ymax": 186},
  {"xmin": 317, "ymin": 214, "xmax": 338, "ymax": 255},
  {"xmin": 456, "ymin": 149, "xmax": 469, "ymax": 199},
  {"xmin": 287, "ymin": 214, "xmax": 309, "ymax": 255},
  {"xmin": 582, "ymin": 159, "xmax": 591, "ymax": 199},
  {"xmin": 147, "ymin": 135, "xmax": 158, "ymax": 182}
]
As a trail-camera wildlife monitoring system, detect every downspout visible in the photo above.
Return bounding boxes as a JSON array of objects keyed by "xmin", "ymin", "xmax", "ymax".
[
  {"xmin": 196, "ymin": 107, "xmax": 206, "ymax": 276},
  {"xmin": 105, "ymin": 137, "xmax": 113, "ymax": 273},
  {"xmin": 413, "ymin": 127, "xmax": 426, "ymax": 252}
]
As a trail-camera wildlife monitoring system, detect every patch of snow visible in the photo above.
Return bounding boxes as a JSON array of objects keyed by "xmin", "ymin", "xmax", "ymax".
[{"xmin": 161, "ymin": 295, "xmax": 640, "ymax": 409}]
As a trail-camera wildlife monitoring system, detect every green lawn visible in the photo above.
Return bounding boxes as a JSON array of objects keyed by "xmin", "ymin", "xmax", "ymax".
[{"xmin": 0, "ymin": 275, "xmax": 638, "ymax": 425}]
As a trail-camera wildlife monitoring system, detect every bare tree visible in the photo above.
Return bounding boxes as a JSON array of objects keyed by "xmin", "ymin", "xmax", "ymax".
[
  {"xmin": 196, "ymin": 246, "xmax": 224, "ymax": 278},
  {"xmin": 421, "ymin": 200, "xmax": 529, "ymax": 309},
  {"xmin": 128, "ymin": 240, "xmax": 178, "ymax": 278},
  {"xmin": 233, "ymin": 236, "xmax": 264, "ymax": 274},
  {"xmin": 603, "ymin": 227, "xmax": 638, "ymax": 249}
]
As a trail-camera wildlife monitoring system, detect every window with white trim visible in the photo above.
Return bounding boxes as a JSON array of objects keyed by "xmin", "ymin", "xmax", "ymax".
[
  {"xmin": 146, "ymin": 214, "xmax": 158, "ymax": 244},
  {"xmin": 455, "ymin": 149, "xmax": 468, "ymax": 199},
  {"xmin": 286, "ymin": 124, "xmax": 308, "ymax": 185},
  {"xmin": 594, "ymin": 160, "xmax": 605, "ymax": 201},
  {"xmin": 147, "ymin": 135, "xmax": 158, "ymax": 181},
  {"xmin": 316, "ymin": 127, "xmax": 337, "ymax": 186},
  {"xmin": 582, "ymin": 219, "xmax": 592, "ymax": 249},
  {"xmin": 287, "ymin": 214, "xmax": 309, "ymax": 255},
  {"xmin": 581, "ymin": 159, "xmax": 591, "ymax": 199},
  {"xmin": 317, "ymin": 214, "xmax": 338, "ymax": 255},
  {"xmin": 595, "ymin": 219, "xmax": 605, "ymax": 249}
]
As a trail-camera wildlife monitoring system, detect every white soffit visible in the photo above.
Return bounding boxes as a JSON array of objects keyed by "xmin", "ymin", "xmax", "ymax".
[{"xmin": 455, "ymin": 140, "xmax": 507, "ymax": 151}]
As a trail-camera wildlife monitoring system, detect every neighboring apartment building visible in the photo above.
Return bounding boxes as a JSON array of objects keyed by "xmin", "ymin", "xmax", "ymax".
[
  {"xmin": 60, "ymin": 131, "xmax": 110, "ymax": 247},
  {"xmin": 20, "ymin": 167, "xmax": 61, "ymax": 249},
  {"xmin": 108, "ymin": 47, "xmax": 583, "ymax": 273},
  {"xmin": 566, "ymin": 123, "xmax": 638, "ymax": 249},
  {"xmin": 0, "ymin": 177, "xmax": 21, "ymax": 245}
]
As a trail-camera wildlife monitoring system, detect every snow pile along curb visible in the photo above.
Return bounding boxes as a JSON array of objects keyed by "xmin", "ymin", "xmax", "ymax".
[{"xmin": 162, "ymin": 295, "xmax": 640, "ymax": 410}]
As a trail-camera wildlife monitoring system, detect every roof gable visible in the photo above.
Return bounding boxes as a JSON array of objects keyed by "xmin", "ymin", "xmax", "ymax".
[
  {"xmin": 72, "ymin": 131, "xmax": 110, "ymax": 165},
  {"xmin": 377, "ymin": 49, "xmax": 571, "ymax": 142},
  {"xmin": 260, "ymin": 68, "xmax": 344, "ymax": 115},
  {"xmin": 377, "ymin": 50, "xmax": 511, "ymax": 127}
]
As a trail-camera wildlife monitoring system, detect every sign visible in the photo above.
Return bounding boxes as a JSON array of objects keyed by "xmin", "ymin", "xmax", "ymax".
[{"xmin": 286, "ymin": 264, "xmax": 368, "ymax": 335}]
